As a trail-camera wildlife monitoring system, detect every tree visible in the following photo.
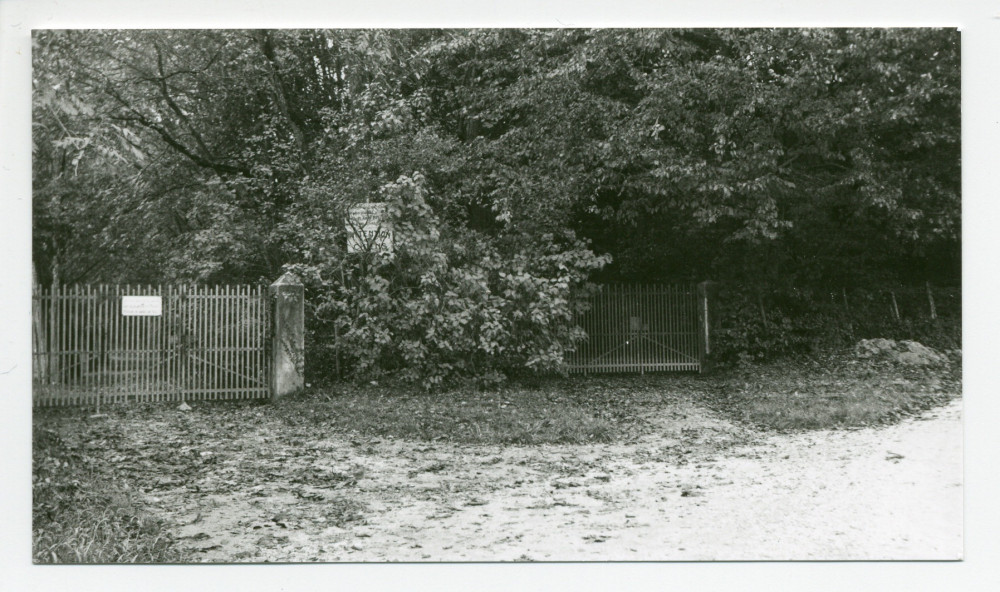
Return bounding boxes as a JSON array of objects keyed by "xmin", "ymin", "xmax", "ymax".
[{"xmin": 33, "ymin": 28, "xmax": 960, "ymax": 379}]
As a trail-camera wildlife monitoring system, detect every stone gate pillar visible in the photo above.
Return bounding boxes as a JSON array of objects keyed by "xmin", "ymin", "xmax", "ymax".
[{"xmin": 269, "ymin": 272, "xmax": 304, "ymax": 399}]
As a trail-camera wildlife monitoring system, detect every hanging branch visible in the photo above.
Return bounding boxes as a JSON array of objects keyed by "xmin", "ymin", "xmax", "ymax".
[
  {"xmin": 80, "ymin": 50, "xmax": 251, "ymax": 177},
  {"xmin": 151, "ymin": 42, "xmax": 216, "ymax": 159}
]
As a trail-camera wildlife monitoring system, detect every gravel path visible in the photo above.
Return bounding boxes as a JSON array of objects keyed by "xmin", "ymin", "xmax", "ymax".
[
  {"xmin": 656, "ymin": 398, "xmax": 963, "ymax": 561},
  {"xmin": 168, "ymin": 398, "xmax": 962, "ymax": 562}
]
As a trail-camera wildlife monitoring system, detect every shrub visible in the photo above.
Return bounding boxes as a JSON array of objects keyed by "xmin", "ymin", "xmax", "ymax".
[{"xmin": 288, "ymin": 173, "xmax": 610, "ymax": 388}]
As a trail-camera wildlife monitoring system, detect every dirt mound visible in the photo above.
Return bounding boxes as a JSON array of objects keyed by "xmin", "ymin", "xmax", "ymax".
[{"xmin": 854, "ymin": 338, "xmax": 948, "ymax": 366}]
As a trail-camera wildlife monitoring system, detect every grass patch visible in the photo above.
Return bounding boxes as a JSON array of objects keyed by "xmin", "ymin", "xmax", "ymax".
[
  {"xmin": 33, "ymin": 427, "xmax": 187, "ymax": 564},
  {"xmin": 259, "ymin": 353, "xmax": 961, "ymax": 441},
  {"xmin": 694, "ymin": 354, "xmax": 961, "ymax": 432},
  {"xmin": 272, "ymin": 382, "xmax": 627, "ymax": 445}
]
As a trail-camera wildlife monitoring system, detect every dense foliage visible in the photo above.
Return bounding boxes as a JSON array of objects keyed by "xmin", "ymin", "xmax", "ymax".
[
  {"xmin": 33, "ymin": 28, "xmax": 960, "ymax": 380},
  {"xmin": 713, "ymin": 283, "xmax": 961, "ymax": 366},
  {"xmin": 287, "ymin": 173, "xmax": 608, "ymax": 387}
]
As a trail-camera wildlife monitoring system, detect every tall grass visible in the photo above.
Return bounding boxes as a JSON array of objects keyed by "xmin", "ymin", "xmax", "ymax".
[{"xmin": 33, "ymin": 428, "xmax": 186, "ymax": 563}]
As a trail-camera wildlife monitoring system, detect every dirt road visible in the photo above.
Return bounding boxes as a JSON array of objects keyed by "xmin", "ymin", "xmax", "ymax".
[{"xmin": 162, "ymin": 397, "xmax": 962, "ymax": 562}]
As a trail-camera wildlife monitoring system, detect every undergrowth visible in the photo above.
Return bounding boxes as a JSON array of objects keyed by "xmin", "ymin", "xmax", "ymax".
[
  {"xmin": 33, "ymin": 427, "xmax": 187, "ymax": 564},
  {"xmin": 271, "ymin": 380, "xmax": 632, "ymax": 445},
  {"xmin": 693, "ymin": 353, "xmax": 961, "ymax": 432}
]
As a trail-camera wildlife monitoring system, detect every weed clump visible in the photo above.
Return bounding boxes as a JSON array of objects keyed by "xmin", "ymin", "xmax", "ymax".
[{"xmin": 33, "ymin": 427, "xmax": 186, "ymax": 563}]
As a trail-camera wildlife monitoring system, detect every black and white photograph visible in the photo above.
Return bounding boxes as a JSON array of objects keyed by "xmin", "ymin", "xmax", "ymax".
[{"xmin": 2, "ymin": 0, "xmax": 998, "ymax": 590}]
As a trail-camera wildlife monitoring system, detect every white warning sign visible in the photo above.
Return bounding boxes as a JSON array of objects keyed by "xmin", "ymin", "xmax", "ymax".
[
  {"xmin": 122, "ymin": 296, "xmax": 162, "ymax": 316},
  {"xmin": 346, "ymin": 203, "xmax": 393, "ymax": 254}
]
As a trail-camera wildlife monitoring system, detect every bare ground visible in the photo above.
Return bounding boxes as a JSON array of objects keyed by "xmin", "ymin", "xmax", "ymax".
[{"xmin": 132, "ymin": 396, "xmax": 962, "ymax": 562}]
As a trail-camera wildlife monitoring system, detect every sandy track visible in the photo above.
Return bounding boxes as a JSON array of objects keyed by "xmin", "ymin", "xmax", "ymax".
[{"xmin": 161, "ymin": 397, "xmax": 962, "ymax": 562}]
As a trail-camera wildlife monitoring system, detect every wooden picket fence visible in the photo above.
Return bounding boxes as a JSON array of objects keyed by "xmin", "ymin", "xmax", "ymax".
[
  {"xmin": 565, "ymin": 283, "xmax": 705, "ymax": 374},
  {"xmin": 32, "ymin": 284, "xmax": 271, "ymax": 406}
]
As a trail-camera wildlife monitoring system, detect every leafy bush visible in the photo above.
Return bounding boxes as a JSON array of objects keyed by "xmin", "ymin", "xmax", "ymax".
[{"xmin": 289, "ymin": 173, "xmax": 610, "ymax": 388}]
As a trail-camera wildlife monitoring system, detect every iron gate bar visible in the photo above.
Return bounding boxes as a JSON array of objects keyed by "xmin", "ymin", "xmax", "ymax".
[
  {"xmin": 585, "ymin": 335, "xmax": 699, "ymax": 365},
  {"xmin": 185, "ymin": 352, "xmax": 267, "ymax": 387}
]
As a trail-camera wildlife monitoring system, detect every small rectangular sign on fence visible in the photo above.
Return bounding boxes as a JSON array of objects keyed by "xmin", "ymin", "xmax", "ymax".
[{"xmin": 121, "ymin": 296, "xmax": 162, "ymax": 316}]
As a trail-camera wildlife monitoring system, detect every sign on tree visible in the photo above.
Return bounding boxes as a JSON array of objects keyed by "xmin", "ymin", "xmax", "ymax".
[{"xmin": 346, "ymin": 203, "xmax": 392, "ymax": 254}]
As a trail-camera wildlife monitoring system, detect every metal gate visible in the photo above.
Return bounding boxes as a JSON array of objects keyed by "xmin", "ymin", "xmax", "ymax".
[
  {"xmin": 565, "ymin": 283, "xmax": 704, "ymax": 374},
  {"xmin": 32, "ymin": 285, "xmax": 270, "ymax": 406}
]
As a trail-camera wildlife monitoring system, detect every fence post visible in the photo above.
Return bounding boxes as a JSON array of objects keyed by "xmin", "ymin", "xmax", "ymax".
[
  {"xmin": 269, "ymin": 272, "xmax": 304, "ymax": 399},
  {"xmin": 697, "ymin": 281, "xmax": 716, "ymax": 371}
]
